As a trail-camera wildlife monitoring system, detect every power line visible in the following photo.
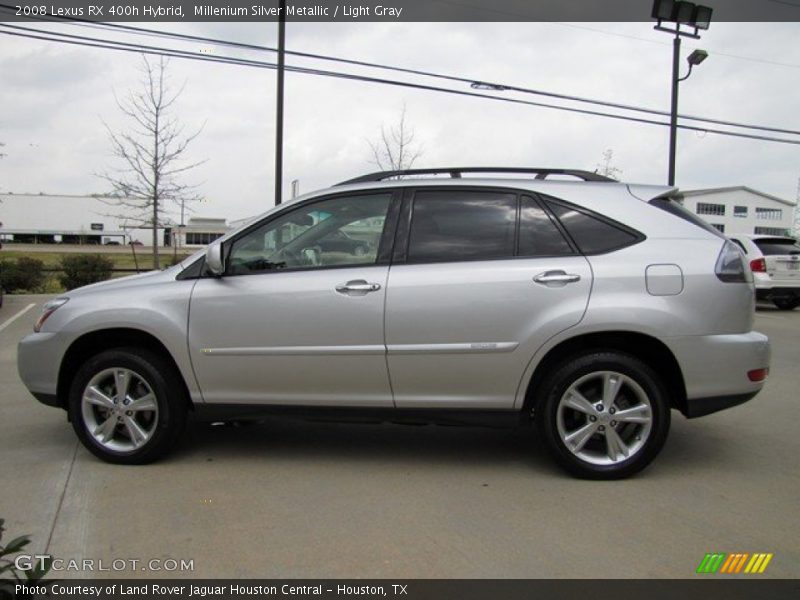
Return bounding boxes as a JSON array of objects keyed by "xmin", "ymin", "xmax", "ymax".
[
  {"xmin": 76, "ymin": 17, "xmax": 800, "ymax": 136},
  {"xmin": 2, "ymin": 4, "xmax": 799, "ymax": 137},
  {"xmin": 2, "ymin": 24, "xmax": 800, "ymax": 147},
  {"xmin": 547, "ymin": 22, "xmax": 800, "ymax": 70}
]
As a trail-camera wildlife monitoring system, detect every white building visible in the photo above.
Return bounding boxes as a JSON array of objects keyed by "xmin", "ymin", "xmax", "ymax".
[
  {"xmin": 681, "ymin": 187, "xmax": 795, "ymax": 237},
  {"xmin": 0, "ymin": 193, "xmax": 230, "ymax": 247},
  {"xmin": 173, "ymin": 217, "xmax": 228, "ymax": 249}
]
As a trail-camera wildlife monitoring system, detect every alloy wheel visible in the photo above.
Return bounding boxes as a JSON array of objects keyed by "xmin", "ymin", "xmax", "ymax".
[
  {"xmin": 81, "ymin": 367, "xmax": 159, "ymax": 453},
  {"xmin": 556, "ymin": 370, "xmax": 653, "ymax": 466}
]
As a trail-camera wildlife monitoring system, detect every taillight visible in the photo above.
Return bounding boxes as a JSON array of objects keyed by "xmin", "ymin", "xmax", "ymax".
[
  {"xmin": 750, "ymin": 258, "xmax": 766, "ymax": 273},
  {"xmin": 747, "ymin": 368, "xmax": 769, "ymax": 382},
  {"xmin": 715, "ymin": 240, "xmax": 753, "ymax": 283}
]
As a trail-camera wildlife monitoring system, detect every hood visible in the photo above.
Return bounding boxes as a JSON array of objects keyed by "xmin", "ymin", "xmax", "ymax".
[{"xmin": 66, "ymin": 265, "xmax": 183, "ymax": 297}]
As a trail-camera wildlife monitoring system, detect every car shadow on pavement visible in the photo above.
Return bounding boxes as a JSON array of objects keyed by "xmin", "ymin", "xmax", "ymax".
[
  {"xmin": 175, "ymin": 417, "xmax": 561, "ymax": 474},
  {"xmin": 165, "ymin": 415, "xmax": 734, "ymax": 477}
]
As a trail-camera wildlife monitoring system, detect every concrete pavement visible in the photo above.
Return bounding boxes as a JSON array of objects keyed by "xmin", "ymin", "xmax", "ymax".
[{"xmin": 0, "ymin": 295, "xmax": 798, "ymax": 579}]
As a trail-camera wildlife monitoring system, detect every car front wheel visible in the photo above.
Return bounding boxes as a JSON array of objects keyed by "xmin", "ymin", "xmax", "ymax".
[
  {"xmin": 68, "ymin": 348, "xmax": 187, "ymax": 464},
  {"xmin": 536, "ymin": 352, "xmax": 671, "ymax": 479}
]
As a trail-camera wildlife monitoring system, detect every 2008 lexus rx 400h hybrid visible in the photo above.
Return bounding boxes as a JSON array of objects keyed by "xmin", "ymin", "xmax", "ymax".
[{"xmin": 18, "ymin": 168, "xmax": 770, "ymax": 478}]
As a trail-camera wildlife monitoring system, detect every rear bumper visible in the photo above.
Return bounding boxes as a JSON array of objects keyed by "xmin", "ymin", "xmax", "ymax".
[
  {"xmin": 664, "ymin": 331, "xmax": 770, "ymax": 417},
  {"xmin": 683, "ymin": 391, "xmax": 759, "ymax": 418}
]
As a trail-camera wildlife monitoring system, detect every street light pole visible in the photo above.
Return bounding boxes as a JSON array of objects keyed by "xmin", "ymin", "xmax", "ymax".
[
  {"xmin": 668, "ymin": 32, "xmax": 681, "ymax": 186},
  {"xmin": 652, "ymin": 0, "xmax": 712, "ymax": 187},
  {"xmin": 274, "ymin": 0, "xmax": 286, "ymax": 206}
]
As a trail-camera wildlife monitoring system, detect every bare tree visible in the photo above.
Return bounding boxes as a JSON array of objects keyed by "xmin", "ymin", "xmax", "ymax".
[
  {"xmin": 367, "ymin": 104, "xmax": 423, "ymax": 173},
  {"xmin": 99, "ymin": 56, "xmax": 204, "ymax": 269},
  {"xmin": 596, "ymin": 148, "xmax": 623, "ymax": 180}
]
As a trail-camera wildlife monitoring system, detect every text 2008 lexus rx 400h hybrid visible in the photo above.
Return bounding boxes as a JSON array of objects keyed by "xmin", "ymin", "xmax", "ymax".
[{"xmin": 18, "ymin": 168, "xmax": 770, "ymax": 478}]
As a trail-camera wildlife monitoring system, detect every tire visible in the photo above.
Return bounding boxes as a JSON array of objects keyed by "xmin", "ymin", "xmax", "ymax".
[
  {"xmin": 68, "ymin": 347, "xmax": 188, "ymax": 464},
  {"xmin": 353, "ymin": 244, "xmax": 369, "ymax": 257},
  {"xmin": 535, "ymin": 351, "xmax": 671, "ymax": 479},
  {"xmin": 773, "ymin": 297, "xmax": 800, "ymax": 310}
]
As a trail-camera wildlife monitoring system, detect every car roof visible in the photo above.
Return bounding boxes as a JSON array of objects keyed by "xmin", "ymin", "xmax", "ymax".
[{"xmin": 215, "ymin": 174, "xmax": 680, "ymax": 247}]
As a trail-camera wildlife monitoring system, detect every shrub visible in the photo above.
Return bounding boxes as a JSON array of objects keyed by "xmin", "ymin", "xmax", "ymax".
[
  {"xmin": 58, "ymin": 254, "xmax": 114, "ymax": 290},
  {"xmin": 0, "ymin": 518, "xmax": 51, "ymax": 584},
  {"xmin": 0, "ymin": 257, "xmax": 46, "ymax": 293}
]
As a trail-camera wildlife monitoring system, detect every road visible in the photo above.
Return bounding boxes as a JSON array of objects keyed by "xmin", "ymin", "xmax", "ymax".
[{"xmin": 0, "ymin": 294, "xmax": 797, "ymax": 579}]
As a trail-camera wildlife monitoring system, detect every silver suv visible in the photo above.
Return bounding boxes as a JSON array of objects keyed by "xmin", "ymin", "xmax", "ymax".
[{"xmin": 17, "ymin": 168, "xmax": 770, "ymax": 478}]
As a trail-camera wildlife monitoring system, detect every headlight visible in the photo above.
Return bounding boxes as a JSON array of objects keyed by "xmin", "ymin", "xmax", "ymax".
[{"xmin": 34, "ymin": 298, "xmax": 69, "ymax": 332}]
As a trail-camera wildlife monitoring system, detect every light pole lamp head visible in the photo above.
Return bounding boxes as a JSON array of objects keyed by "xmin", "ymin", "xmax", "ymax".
[
  {"xmin": 687, "ymin": 49, "xmax": 709, "ymax": 66},
  {"xmin": 652, "ymin": 0, "xmax": 713, "ymax": 37},
  {"xmin": 692, "ymin": 5, "xmax": 713, "ymax": 30}
]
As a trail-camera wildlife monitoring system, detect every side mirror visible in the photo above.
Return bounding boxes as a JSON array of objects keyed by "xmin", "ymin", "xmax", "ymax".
[
  {"xmin": 205, "ymin": 240, "xmax": 224, "ymax": 276},
  {"xmin": 301, "ymin": 246, "xmax": 321, "ymax": 266}
]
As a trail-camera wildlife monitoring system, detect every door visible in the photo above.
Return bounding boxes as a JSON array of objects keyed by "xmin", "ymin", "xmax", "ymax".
[
  {"xmin": 189, "ymin": 191, "xmax": 397, "ymax": 406},
  {"xmin": 385, "ymin": 190, "xmax": 593, "ymax": 409}
]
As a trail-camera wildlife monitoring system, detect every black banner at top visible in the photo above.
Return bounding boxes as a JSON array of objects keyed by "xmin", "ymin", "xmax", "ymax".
[{"xmin": 0, "ymin": 0, "xmax": 799, "ymax": 22}]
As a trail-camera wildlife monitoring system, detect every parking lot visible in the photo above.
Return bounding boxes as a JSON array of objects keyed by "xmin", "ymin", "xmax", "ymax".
[{"xmin": 1, "ymin": 293, "xmax": 798, "ymax": 579}]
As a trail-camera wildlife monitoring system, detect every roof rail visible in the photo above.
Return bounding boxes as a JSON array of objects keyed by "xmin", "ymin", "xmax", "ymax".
[{"xmin": 336, "ymin": 167, "xmax": 616, "ymax": 186}]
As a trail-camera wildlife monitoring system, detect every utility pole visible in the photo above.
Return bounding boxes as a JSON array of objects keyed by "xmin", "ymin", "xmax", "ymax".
[
  {"xmin": 274, "ymin": 0, "xmax": 286, "ymax": 206},
  {"xmin": 794, "ymin": 177, "xmax": 800, "ymax": 237}
]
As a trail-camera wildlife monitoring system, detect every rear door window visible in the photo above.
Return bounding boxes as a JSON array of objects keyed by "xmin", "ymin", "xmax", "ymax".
[
  {"xmin": 518, "ymin": 196, "xmax": 574, "ymax": 256},
  {"xmin": 407, "ymin": 191, "xmax": 516, "ymax": 262}
]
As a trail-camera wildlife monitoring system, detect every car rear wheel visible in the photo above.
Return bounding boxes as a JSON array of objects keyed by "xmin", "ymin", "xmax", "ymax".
[
  {"xmin": 68, "ymin": 348, "xmax": 187, "ymax": 464},
  {"xmin": 773, "ymin": 297, "xmax": 800, "ymax": 310},
  {"xmin": 535, "ymin": 351, "xmax": 671, "ymax": 479}
]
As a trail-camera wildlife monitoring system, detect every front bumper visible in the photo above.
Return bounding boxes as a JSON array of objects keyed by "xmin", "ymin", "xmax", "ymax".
[
  {"xmin": 664, "ymin": 331, "xmax": 770, "ymax": 417},
  {"xmin": 18, "ymin": 332, "xmax": 66, "ymax": 407}
]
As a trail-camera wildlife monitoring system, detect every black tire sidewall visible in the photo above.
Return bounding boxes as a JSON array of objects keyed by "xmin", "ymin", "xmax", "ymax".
[
  {"xmin": 773, "ymin": 298, "xmax": 800, "ymax": 310},
  {"xmin": 67, "ymin": 348, "xmax": 186, "ymax": 464},
  {"xmin": 536, "ymin": 351, "xmax": 671, "ymax": 479}
]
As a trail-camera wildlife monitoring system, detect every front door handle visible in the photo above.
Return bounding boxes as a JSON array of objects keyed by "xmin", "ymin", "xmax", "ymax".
[
  {"xmin": 335, "ymin": 280, "xmax": 382, "ymax": 295},
  {"xmin": 533, "ymin": 270, "xmax": 581, "ymax": 287}
]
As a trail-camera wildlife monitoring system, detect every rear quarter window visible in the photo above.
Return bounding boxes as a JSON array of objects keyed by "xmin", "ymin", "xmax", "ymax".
[{"xmin": 544, "ymin": 199, "xmax": 642, "ymax": 254}]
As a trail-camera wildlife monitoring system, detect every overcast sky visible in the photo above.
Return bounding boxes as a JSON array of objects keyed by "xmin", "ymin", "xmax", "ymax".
[{"xmin": 1, "ymin": 21, "xmax": 799, "ymax": 221}]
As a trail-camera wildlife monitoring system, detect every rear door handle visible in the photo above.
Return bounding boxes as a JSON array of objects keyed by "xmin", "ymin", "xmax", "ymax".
[
  {"xmin": 534, "ymin": 270, "xmax": 581, "ymax": 286},
  {"xmin": 335, "ymin": 279, "xmax": 382, "ymax": 295}
]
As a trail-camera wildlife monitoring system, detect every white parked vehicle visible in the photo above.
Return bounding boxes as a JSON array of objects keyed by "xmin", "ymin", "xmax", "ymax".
[{"xmin": 728, "ymin": 234, "xmax": 800, "ymax": 310}]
